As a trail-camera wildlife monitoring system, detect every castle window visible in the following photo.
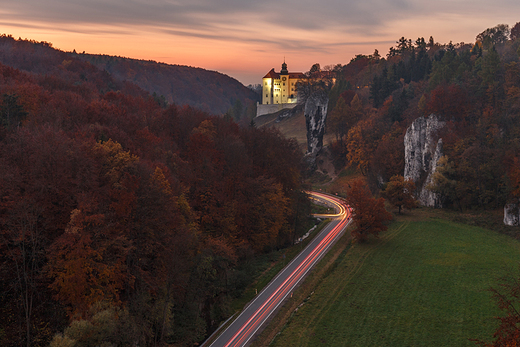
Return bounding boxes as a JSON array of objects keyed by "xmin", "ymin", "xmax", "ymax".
[{"xmin": 266, "ymin": 94, "xmax": 268, "ymax": 97}]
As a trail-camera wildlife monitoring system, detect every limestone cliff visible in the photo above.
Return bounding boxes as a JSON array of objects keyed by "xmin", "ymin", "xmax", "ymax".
[
  {"xmin": 304, "ymin": 91, "xmax": 329, "ymax": 169},
  {"xmin": 404, "ymin": 114, "xmax": 445, "ymax": 207},
  {"xmin": 504, "ymin": 204, "xmax": 520, "ymax": 226}
]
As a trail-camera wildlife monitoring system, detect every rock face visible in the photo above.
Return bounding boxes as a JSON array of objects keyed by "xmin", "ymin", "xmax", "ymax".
[
  {"xmin": 404, "ymin": 114, "xmax": 445, "ymax": 207},
  {"xmin": 304, "ymin": 91, "xmax": 329, "ymax": 169},
  {"xmin": 504, "ymin": 204, "xmax": 520, "ymax": 226}
]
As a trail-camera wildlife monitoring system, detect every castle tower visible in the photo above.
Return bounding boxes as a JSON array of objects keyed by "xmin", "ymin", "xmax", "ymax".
[
  {"xmin": 280, "ymin": 60, "xmax": 288, "ymax": 75},
  {"xmin": 279, "ymin": 61, "xmax": 289, "ymax": 103}
]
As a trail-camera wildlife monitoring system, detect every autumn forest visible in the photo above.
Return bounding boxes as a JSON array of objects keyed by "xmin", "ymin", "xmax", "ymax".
[
  {"xmin": 0, "ymin": 35, "xmax": 310, "ymax": 346},
  {"xmin": 327, "ymin": 23, "xmax": 520, "ymax": 212},
  {"xmin": 2, "ymin": 20, "xmax": 520, "ymax": 347}
]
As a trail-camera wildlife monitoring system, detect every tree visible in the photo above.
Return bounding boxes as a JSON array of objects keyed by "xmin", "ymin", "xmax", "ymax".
[
  {"xmin": 426, "ymin": 84, "xmax": 471, "ymax": 120},
  {"xmin": 328, "ymin": 93, "xmax": 362, "ymax": 141},
  {"xmin": 511, "ymin": 22, "xmax": 520, "ymax": 41},
  {"xmin": 382, "ymin": 175, "xmax": 417, "ymax": 214},
  {"xmin": 396, "ymin": 37, "xmax": 412, "ymax": 55},
  {"xmin": 473, "ymin": 269, "xmax": 520, "ymax": 346},
  {"xmin": 372, "ymin": 49, "xmax": 381, "ymax": 60},
  {"xmin": 369, "ymin": 125, "xmax": 405, "ymax": 185},
  {"xmin": 480, "ymin": 46, "xmax": 502, "ymax": 87},
  {"xmin": 296, "ymin": 63, "xmax": 334, "ymax": 103},
  {"xmin": 0, "ymin": 93, "xmax": 28, "ymax": 129},
  {"xmin": 345, "ymin": 113, "xmax": 384, "ymax": 175},
  {"xmin": 476, "ymin": 24, "xmax": 510, "ymax": 48},
  {"xmin": 504, "ymin": 62, "xmax": 520, "ymax": 112},
  {"xmin": 1, "ymin": 202, "xmax": 44, "ymax": 347},
  {"xmin": 415, "ymin": 37, "xmax": 427, "ymax": 50},
  {"xmin": 328, "ymin": 96, "xmax": 348, "ymax": 141},
  {"xmin": 47, "ymin": 229, "xmax": 127, "ymax": 319},
  {"xmin": 428, "ymin": 155, "xmax": 476, "ymax": 211},
  {"xmin": 345, "ymin": 178, "xmax": 393, "ymax": 242}
]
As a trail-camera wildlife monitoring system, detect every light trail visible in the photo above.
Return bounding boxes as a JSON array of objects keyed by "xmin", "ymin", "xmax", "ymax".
[{"xmin": 207, "ymin": 191, "xmax": 351, "ymax": 347}]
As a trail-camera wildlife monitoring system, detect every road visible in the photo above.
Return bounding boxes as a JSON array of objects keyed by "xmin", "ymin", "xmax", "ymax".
[{"xmin": 206, "ymin": 191, "xmax": 351, "ymax": 347}]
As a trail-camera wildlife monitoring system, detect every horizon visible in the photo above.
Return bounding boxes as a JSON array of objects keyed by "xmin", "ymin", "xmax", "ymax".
[{"xmin": 2, "ymin": 0, "xmax": 519, "ymax": 86}]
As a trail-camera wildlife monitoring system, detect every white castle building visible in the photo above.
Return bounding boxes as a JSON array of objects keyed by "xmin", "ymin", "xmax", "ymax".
[{"xmin": 256, "ymin": 61, "xmax": 304, "ymax": 117}]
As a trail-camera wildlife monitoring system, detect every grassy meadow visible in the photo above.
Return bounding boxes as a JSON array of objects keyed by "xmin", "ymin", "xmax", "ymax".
[{"xmin": 264, "ymin": 214, "xmax": 520, "ymax": 347}]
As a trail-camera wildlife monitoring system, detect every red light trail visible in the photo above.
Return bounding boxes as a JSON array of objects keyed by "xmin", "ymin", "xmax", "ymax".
[{"xmin": 207, "ymin": 192, "xmax": 351, "ymax": 347}]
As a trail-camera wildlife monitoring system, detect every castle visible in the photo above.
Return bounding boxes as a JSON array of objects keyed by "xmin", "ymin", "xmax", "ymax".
[{"xmin": 256, "ymin": 61, "xmax": 305, "ymax": 117}]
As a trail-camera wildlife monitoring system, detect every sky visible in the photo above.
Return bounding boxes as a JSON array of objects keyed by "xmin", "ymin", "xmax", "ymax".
[{"xmin": 1, "ymin": 0, "xmax": 519, "ymax": 86}]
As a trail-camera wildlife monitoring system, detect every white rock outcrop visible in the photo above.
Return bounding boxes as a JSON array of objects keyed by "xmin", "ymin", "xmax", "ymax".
[
  {"xmin": 404, "ymin": 114, "xmax": 445, "ymax": 207},
  {"xmin": 504, "ymin": 203, "xmax": 520, "ymax": 226},
  {"xmin": 304, "ymin": 91, "xmax": 329, "ymax": 169}
]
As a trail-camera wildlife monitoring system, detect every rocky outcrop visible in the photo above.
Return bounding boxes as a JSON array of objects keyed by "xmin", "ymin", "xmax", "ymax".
[
  {"xmin": 304, "ymin": 91, "xmax": 329, "ymax": 169},
  {"xmin": 504, "ymin": 204, "xmax": 520, "ymax": 226},
  {"xmin": 404, "ymin": 114, "xmax": 445, "ymax": 207},
  {"xmin": 418, "ymin": 138, "xmax": 444, "ymax": 207}
]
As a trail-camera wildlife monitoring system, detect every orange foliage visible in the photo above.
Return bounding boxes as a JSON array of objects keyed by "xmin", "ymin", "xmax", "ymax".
[
  {"xmin": 48, "ymin": 211, "xmax": 127, "ymax": 319},
  {"xmin": 345, "ymin": 114, "xmax": 383, "ymax": 175},
  {"xmin": 382, "ymin": 175, "xmax": 417, "ymax": 214},
  {"xmin": 345, "ymin": 178, "xmax": 393, "ymax": 242}
]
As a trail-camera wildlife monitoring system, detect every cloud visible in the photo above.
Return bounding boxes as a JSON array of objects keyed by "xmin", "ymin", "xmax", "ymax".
[
  {"xmin": 3, "ymin": 0, "xmax": 520, "ymax": 85},
  {"xmin": 4, "ymin": 0, "xmax": 520, "ymax": 44}
]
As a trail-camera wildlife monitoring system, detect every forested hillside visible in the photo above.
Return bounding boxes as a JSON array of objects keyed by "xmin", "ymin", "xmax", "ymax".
[
  {"xmin": 3, "ymin": 20, "xmax": 520, "ymax": 346},
  {"xmin": 0, "ymin": 35, "xmax": 309, "ymax": 346},
  {"xmin": 0, "ymin": 35, "xmax": 259, "ymax": 117},
  {"xmin": 326, "ymin": 23, "xmax": 520, "ymax": 211},
  {"xmin": 76, "ymin": 53, "xmax": 260, "ymax": 116}
]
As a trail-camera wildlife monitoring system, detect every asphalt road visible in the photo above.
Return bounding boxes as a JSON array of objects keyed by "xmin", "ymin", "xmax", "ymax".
[{"xmin": 206, "ymin": 191, "xmax": 352, "ymax": 347}]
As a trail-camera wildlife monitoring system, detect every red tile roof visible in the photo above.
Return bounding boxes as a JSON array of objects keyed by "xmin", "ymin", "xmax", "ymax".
[
  {"xmin": 263, "ymin": 68, "xmax": 278, "ymax": 79},
  {"xmin": 289, "ymin": 72, "xmax": 305, "ymax": 79},
  {"xmin": 263, "ymin": 68, "xmax": 304, "ymax": 79}
]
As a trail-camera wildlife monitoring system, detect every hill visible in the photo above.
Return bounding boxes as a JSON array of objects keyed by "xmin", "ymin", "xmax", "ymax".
[
  {"xmin": 0, "ymin": 35, "xmax": 260, "ymax": 116},
  {"xmin": 76, "ymin": 53, "xmax": 260, "ymax": 115},
  {"xmin": 0, "ymin": 35, "xmax": 307, "ymax": 347},
  {"xmin": 320, "ymin": 23, "xmax": 520, "ymax": 211}
]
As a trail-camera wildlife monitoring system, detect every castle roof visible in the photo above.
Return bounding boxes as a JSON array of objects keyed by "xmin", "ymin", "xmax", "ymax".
[
  {"xmin": 262, "ymin": 68, "xmax": 304, "ymax": 79},
  {"xmin": 289, "ymin": 72, "xmax": 305, "ymax": 79},
  {"xmin": 263, "ymin": 68, "xmax": 278, "ymax": 79}
]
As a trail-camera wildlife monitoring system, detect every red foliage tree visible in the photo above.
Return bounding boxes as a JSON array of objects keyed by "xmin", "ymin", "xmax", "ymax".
[
  {"xmin": 473, "ymin": 270, "xmax": 520, "ymax": 346},
  {"xmin": 426, "ymin": 83, "xmax": 471, "ymax": 120},
  {"xmin": 370, "ymin": 124, "xmax": 405, "ymax": 184},
  {"xmin": 345, "ymin": 178, "xmax": 393, "ymax": 242}
]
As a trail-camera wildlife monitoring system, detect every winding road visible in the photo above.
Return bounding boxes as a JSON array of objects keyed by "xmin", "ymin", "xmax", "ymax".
[{"xmin": 206, "ymin": 191, "xmax": 352, "ymax": 347}]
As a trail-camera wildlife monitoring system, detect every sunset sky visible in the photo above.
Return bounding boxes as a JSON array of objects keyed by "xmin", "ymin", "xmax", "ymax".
[{"xmin": 2, "ymin": 0, "xmax": 519, "ymax": 85}]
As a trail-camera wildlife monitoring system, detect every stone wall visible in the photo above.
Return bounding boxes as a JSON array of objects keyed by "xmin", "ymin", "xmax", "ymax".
[{"xmin": 256, "ymin": 102, "xmax": 298, "ymax": 117}]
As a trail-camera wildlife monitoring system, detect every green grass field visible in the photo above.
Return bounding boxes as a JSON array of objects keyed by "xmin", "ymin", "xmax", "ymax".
[{"xmin": 269, "ymin": 217, "xmax": 520, "ymax": 347}]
